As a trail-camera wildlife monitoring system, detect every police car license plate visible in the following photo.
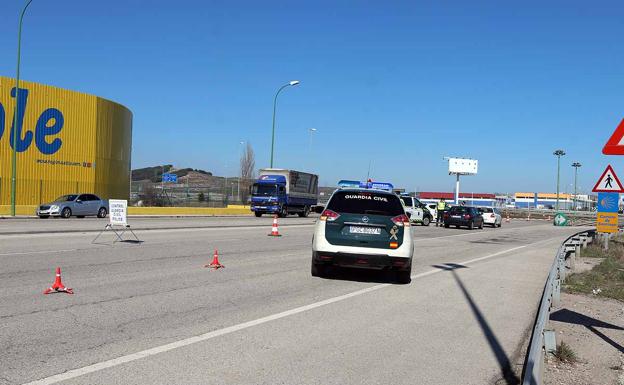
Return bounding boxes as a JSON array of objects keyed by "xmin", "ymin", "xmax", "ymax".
[
  {"xmin": 349, "ymin": 226, "xmax": 381, "ymax": 235},
  {"xmin": 452, "ymin": 215, "xmax": 461, "ymax": 219}
]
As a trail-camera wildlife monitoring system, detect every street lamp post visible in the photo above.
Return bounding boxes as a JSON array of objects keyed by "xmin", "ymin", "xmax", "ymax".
[
  {"xmin": 307, "ymin": 128, "xmax": 316, "ymax": 169},
  {"xmin": 270, "ymin": 80, "xmax": 300, "ymax": 168},
  {"xmin": 10, "ymin": 0, "xmax": 35, "ymax": 216},
  {"xmin": 553, "ymin": 149, "xmax": 566, "ymax": 211},
  {"xmin": 238, "ymin": 141, "xmax": 245, "ymax": 202},
  {"xmin": 572, "ymin": 162, "xmax": 582, "ymax": 212}
]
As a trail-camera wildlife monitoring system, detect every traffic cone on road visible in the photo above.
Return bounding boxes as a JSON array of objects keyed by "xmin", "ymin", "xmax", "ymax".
[
  {"xmin": 204, "ymin": 249, "xmax": 224, "ymax": 269},
  {"xmin": 43, "ymin": 267, "xmax": 74, "ymax": 294},
  {"xmin": 268, "ymin": 215, "xmax": 282, "ymax": 237}
]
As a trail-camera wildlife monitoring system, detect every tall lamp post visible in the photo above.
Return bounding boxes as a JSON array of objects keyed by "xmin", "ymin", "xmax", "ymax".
[
  {"xmin": 238, "ymin": 141, "xmax": 245, "ymax": 202},
  {"xmin": 270, "ymin": 80, "xmax": 300, "ymax": 168},
  {"xmin": 572, "ymin": 162, "xmax": 582, "ymax": 211},
  {"xmin": 553, "ymin": 149, "xmax": 566, "ymax": 211},
  {"xmin": 307, "ymin": 128, "xmax": 316, "ymax": 169},
  {"xmin": 10, "ymin": 0, "xmax": 35, "ymax": 216}
]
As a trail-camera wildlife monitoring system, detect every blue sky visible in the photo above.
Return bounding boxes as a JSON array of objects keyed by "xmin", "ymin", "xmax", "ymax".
[{"xmin": 1, "ymin": 0, "xmax": 624, "ymax": 194}]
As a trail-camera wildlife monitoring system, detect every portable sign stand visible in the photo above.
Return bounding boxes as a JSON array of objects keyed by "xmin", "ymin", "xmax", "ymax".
[
  {"xmin": 92, "ymin": 199, "xmax": 141, "ymax": 244},
  {"xmin": 592, "ymin": 165, "xmax": 624, "ymax": 250}
]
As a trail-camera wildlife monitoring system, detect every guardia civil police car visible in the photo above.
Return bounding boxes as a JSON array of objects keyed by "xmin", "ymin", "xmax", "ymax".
[{"xmin": 311, "ymin": 180, "xmax": 414, "ymax": 283}]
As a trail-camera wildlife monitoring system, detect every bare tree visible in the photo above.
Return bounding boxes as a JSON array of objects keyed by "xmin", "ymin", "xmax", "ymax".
[{"xmin": 239, "ymin": 143, "xmax": 256, "ymax": 203}]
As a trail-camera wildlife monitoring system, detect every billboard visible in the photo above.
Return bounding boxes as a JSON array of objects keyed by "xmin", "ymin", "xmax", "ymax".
[
  {"xmin": 448, "ymin": 158, "xmax": 478, "ymax": 175},
  {"xmin": 0, "ymin": 76, "xmax": 132, "ymax": 206}
]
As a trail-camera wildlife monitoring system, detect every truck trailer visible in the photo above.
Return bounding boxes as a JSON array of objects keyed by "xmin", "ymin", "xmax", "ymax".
[{"xmin": 250, "ymin": 169, "xmax": 319, "ymax": 217}]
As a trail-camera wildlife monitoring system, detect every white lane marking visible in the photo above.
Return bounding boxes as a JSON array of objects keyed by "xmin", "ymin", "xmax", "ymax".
[
  {"xmin": 0, "ymin": 249, "xmax": 77, "ymax": 257},
  {"xmin": 22, "ymin": 238, "xmax": 554, "ymax": 385},
  {"xmin": 0, "ymin": 224, "xmax": 316, "ymax": 240}
]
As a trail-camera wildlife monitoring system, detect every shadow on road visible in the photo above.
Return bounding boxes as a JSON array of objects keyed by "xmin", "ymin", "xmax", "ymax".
[
  {"xmin": 432, "ymin": 263, "xmax": 521, "ymax": 385},
  {"xmin": 318, "ymin": 266, "xmax": 402, "ymax": 284},
  {"xmin": 550, "ymin": 308, "xmax": 624, "ymax": 354}
]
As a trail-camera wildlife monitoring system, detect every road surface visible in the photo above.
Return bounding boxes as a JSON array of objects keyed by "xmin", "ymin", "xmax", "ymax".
[{"xmin": 0, "ymin": 217, "xmax": 584, "ymax": 385}]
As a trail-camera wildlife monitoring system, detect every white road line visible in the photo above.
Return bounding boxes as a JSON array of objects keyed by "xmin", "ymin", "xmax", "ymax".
[
  {"xmin": 0, "ymin": 249, "xmax": 77, "ymax": 257},
  {"xmin": 23, "ymin": 238, "xmax": 554, "ymax": 385}
]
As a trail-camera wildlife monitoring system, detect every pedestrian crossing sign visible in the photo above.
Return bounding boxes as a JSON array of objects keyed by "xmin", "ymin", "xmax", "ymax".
[{"xmin": 592, "ymin": 165, "xmax": 624, "ymax": 193}]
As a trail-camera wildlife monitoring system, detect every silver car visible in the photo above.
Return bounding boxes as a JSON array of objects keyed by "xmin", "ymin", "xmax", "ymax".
[{"xmin": 37, "ymin": 194, "xmax": 109, "ymax": 219}]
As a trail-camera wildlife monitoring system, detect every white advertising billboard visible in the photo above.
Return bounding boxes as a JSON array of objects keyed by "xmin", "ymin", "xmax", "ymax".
[
  {"xmin": 448, "ymin": 158, "xmax": 478, "ymax": 175},
  {"xmin": 109, "ymin": 199, "xmax": 128, "ymax": 226}
]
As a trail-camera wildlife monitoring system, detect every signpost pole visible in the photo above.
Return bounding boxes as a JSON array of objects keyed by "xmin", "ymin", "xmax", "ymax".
[{"xmin": 455, "ymin": 174, "xmax": 460, "ymax": 205}]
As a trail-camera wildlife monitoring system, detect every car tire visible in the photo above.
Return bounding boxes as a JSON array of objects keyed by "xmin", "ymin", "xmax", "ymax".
[
  {"xmin": 311, "ymin": 262, "xmax": 326, "ymax": 277},
  {"xmin": 97, "ymin": 207, "xmax": 108, "ymax": 218},
  {"xmin": 254, "ymin": 212, "xmax": 262, "ymax": 217},
  {"xmin": 396, "ymin": 268, "xmax": 411, "ymax": 284},
  {"xmin": 479, "ymin": 221, "xmax": 483, "ymax": 229},
  {"xmin": 422, "ymin": 217, "xmax": 431, "ymax": 226},
  {"xmin": 444, "ymin": 223, "xmax": 450, "ymax": 228},
  {"xmin": 61, "ymin": 207, "xmax": 72, "ymax": 218},
  {"xmin": 468, "ymin": 221, "xmax": 474, "ymax": 230},
  {"xmin": 278, "ymin": 206, "xmax": 287, "ymax": 218},
  {"xmin": 39, "ymin": 215, "xmax": 49, "ymax": 219},
  {"xmin": 498, "ymin": 222, "xmax": 502, "ymax": 228}
]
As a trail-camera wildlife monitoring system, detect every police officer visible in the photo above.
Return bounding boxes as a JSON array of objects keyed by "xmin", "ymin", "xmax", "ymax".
[{"xmin": 436, "ymin": 198, "xmax": 446, "ymax": 227}]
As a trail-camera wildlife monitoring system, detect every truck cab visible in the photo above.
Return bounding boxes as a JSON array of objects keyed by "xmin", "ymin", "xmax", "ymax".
[{"xmin": 251, "ymin": 175, "xmax": 288, "ymax": 217}]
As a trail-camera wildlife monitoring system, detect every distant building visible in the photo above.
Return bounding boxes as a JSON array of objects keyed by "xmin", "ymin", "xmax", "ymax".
[{"xmin": 417, "ymin": 192, "xmax": 497, "ymax": 207}]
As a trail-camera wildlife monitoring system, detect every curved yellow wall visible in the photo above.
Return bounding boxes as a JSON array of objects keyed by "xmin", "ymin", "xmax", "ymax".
[{"xmin": 0, "ymin": 76, "xmax": 132, "ymax": 205}]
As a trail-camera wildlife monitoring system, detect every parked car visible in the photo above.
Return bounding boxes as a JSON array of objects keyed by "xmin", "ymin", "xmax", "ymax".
[
  {"xmin": 443, "ymin": 206, "xmax": 484, "ymax": 229},
  {"xmin": 36, "ymin": 194, "xmax": 109, "ymax": 219},
  {"xmin": 312, "ymin": 186, "xmax": 413, "ymax": 283},
  {"xmin": 478, "ymin": 207, "xmax": 502, "ymax": 227},
  {"xmin": 400, "ymin": 195, "xmax": 433, "ymax": 226}
]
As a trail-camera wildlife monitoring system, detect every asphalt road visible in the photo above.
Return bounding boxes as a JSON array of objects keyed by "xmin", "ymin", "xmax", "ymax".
[{"xmin": 0, "ymin": 217, "xmax": 585, "ymax": 385}]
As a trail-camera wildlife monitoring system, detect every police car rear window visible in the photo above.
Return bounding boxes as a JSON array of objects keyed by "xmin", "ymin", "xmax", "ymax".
[{"xmin": 327, "ymin": 191, "xmax": 404, "ymax": 216}]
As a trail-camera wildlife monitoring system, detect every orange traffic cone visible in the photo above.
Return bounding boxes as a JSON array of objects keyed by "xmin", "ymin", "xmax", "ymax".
[
  {"xmin": 204, "ymin": 249, "xmax": 224, "ymax": 269},
  {"xmin": 268, "ymin": 215, "xmax": 282, "ymax": 237},
  {"xmin": 43, "ymin": 267, "xmax": 74, "ymax": 294}
]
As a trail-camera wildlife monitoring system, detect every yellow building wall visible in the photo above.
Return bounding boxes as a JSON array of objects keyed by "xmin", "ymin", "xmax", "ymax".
[{"xmin": 0, "ymin": 77, "xmax": 132, "ymax": 205}]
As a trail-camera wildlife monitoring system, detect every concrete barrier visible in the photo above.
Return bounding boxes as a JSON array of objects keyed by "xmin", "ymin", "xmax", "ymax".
[{"xmin": 0, "ymin": 205, "xmax": 252, "ymax": 217}]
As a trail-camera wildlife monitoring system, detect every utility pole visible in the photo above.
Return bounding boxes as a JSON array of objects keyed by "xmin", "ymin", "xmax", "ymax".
[{"xmin": 553, "ymin": 150, "xmax": 566, "ymax": 211}]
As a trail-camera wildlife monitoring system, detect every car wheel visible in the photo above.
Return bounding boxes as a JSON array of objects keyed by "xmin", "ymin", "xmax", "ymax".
[
  {"xmin": 278, "ymin": 206, "xmax": 287, "ymax": 218},
  {"xmin": 38, "ymin": 215, "xmax": 49, "ymax": 219},
  {"xmin": 468, "ymin": 221, "xmax": 474, "ymax": 230},
  {"xmin": 498, "ymin": 222, "xmax": 502, "ymax": 228},
  {"xmin": 444, "ymin": 223, "xmax": 450, "ymax": 228},
  {"xmin": 254, "ymin": 212, "xmax": 262, "ymax": 217},
  {"xmin": 479, "ymin": 221, "xmax": 483, "ymax": 229},
  {"xmin": 422, "ymin": 217, "xmax": 431, "ymax": 226},
  {"xmin": 311, "ymin": 262, "xmax": 326, "ymax": 277},
  {"xmin": 97, "ymin": 207, "xmax": 108, "ymax": 218},
  {"xmin": 396, "ymin": 268, "xmax": 412, "ymax": 284},
  {"xmin": 61, "ymin": 207, "xmax": 72, "ymax": 218}
]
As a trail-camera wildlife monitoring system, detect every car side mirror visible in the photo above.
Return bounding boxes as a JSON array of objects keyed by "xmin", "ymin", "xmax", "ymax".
[{"xmin": 76, "ymin": 199, "xmax": 82, "ymax": 203}]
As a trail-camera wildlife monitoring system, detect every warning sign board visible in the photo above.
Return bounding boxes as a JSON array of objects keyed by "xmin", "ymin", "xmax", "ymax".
[
  {"xmin": 592, "ymin": 165, "xmax": 624, "ymax": 193},
  {"xmin": 597, "ymin": 212, "xmax": 619, "ymax": 233},
  {"xmin": 602, "ymin": 119, "xmax": 624, "ymax": 155},
  {"xmin": 109, "ymin": 199, "xmax": 128, "ymax": 226}
]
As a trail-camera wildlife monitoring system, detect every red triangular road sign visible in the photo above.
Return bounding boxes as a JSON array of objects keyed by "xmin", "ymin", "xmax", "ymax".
[
  {"xmin": 592, "ymin": 165, "xmax": 624, "ymax": 193},
  {"xmin": 602, "ymin": 119, "xmax": 624, "ymax": 155}
]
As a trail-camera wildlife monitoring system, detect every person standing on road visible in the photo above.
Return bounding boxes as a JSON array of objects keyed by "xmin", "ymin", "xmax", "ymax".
[{"xmin": 436, "ymin": 198, "xmax": 446, "ymax": 227}]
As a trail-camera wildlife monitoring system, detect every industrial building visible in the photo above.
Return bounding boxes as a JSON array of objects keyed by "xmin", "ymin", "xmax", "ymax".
[{"xmin": 0, "ymin": 76, "xmax": 132, "ymax": 209}]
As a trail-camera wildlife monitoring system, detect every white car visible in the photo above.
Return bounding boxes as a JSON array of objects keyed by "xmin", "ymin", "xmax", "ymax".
[
  {"xmin": 427, "ymin": 204, "xmax": 438, "ymax": 221},
  {"xmin": 312, "ymin": 187, "xmax": 414, "ymax": 283},
  {"xmin": 400, "ymin": 195, "xmax": 433, "ymax": 226},
  {"xmin": 479, "ymin": 207, "xmax": 502, "ymax": 227}
]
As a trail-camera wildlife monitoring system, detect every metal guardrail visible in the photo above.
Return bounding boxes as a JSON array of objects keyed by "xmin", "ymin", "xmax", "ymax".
[{"xmin": 521, "ymin": 228, "xmax": 596, "ymax": 385}]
